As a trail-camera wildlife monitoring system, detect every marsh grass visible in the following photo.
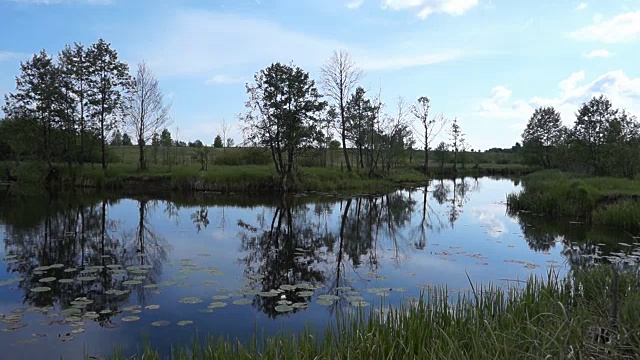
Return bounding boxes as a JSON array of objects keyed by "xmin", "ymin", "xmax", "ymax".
[
  {"xmin": 593, "ymin": 200, "xmax": 640, "ymax": 230},
  {"xmin": 104, "ymin": 267, "xmax": 640, "ymax": 360},
  {"xmin": 507, "ymin": 170, "xmax": 640, "ymax": 230}
]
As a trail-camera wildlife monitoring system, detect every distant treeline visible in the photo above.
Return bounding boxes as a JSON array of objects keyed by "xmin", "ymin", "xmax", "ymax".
[{"xmin": 520, "ymin": 95, "xmax": 640, "ymax": 178}]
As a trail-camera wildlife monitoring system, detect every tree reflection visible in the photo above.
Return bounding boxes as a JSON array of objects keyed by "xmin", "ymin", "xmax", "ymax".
[
  {"xmin": 237, "ymin": 197, "xmax": 332, "ymax": 318},
  {"xmin": 510, "ymin": 209, "xmax": 636, "ymax": 268},
  {"xmin": 0, "ymin": 196, "xmax": 169, "ymax": 327}
]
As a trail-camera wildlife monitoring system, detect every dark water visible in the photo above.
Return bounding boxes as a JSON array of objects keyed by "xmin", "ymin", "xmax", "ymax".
[{"xmin": 0, "ymin": 177, "xmax": 635, "ymax": 359}]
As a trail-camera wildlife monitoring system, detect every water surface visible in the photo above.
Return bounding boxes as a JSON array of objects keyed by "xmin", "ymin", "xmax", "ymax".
[{"xmin": 0, "ymin": 177, "xmax": 634, "ymax": 359}]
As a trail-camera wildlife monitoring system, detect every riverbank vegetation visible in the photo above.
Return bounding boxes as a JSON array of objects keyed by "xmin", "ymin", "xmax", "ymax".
[
  {"xmin": 0, "ymin": 41, "xmax": 531, "ymax": 193},
  {"xmin": 107, "ymin": 265, "xmax": 640, "ymax": 359},
  {"xmin": 508, "ymin": 95, "xmax": 640, "ymax": 231}
]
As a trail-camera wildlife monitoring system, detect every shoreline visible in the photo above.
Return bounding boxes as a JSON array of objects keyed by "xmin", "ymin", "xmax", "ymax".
[{"xmin": 1, "ymin": 163, "xmax": 533, "ymax": 196}]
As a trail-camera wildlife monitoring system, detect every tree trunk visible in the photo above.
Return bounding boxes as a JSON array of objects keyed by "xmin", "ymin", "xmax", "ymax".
[
  {"xmin": 100, "ymin": 112, "xmax": 106, "ymax": 169},
  {"xmin": 341, "ymin": 105, "xmax": 352, "ymax": 172},
  {"xmin": 424, "ymin": 146, "xmax": 429, "ymax": 175},
  {"xmin": 138, "ymin": 139, "xmax": 145, "ymax": 170}
]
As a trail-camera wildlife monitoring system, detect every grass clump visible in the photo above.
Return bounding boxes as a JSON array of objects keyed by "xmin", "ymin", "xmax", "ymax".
[
  {"xmin": 593, "ymin": 200, "xmax": 640, "ymax": 230},
  {"xmin": 106, "ymin": 266, "xmax": 640, "ymax": 360},
  {"xmin": 507, "ymin": 170, "xmax": 640, "ymax": 230}
]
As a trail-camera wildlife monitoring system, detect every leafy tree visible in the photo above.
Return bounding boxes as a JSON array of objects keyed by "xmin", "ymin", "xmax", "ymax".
[
  {"xmin": 110, "ymin": 129, "xmax": 123, "ymax": 146},
  {"xmin": 522, "ymin": 106, "xmax": 564, "ymax": 168},
  {"xmin": 449, "ymin": 118, "xmax": 464, "ymax": 173},
  {"xmin": 329, "ymin": 140, "xmax": 341, "ymax": 150},
  {"xmin": 58, "ymin": 42, "xmax": 89, "ymax": 163},
  {"xmin": 86, "ymin": 38, "xmax": 131, "ymax": 169},
  {"xmin": 571, "ymin": 95, "xmax": 634, "ymax": 175},
  {"xmin": 2, "ymin": 50, "xmax": 71, "ymax": 167},
  {"xmin": 124, "ymin": 61, "xmax": 172, "ymax": 170},
  {"xmin": 213, "ymin": 135, "xmax": 223, "ymax": 148},
  {"xmin": 411, "ymin": 96, "xmax": 448, "ymax": 174},
  {"xmin": 122, "ymin": 133, "xmax": 133, "ymax": 146},
  {"xmin": 345, "ymin": 87, "xmax": 376, "ymax": 169},
  {"xmin": 321, "ymin": 50, "xmax": 363, "ymax": 172},
  {"xmin": 243, "ymin": 62, "xmax": 327, "ymax": 190},
  {"xmin": 159, "ymin": 128, "xmax": 172, "ymax": 146},
  {"xmin": 226, "ymin": 138, "xmax": 234, "ymax": 148}
]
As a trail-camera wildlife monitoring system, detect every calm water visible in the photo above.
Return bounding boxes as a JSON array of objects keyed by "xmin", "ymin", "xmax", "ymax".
[{"xmin": 0, "ymin": 177, "xmax": 634, "ymax": 359}]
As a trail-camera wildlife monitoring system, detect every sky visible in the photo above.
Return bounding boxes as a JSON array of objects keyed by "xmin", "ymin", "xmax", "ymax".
[{"xmin": 0, "ymin": 0, "xmax": 639, "ymax": 150}]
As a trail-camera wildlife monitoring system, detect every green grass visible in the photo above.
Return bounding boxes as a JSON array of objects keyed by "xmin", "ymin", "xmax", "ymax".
[
  {"xmin": 1, "ymin": 146, "xmax": 531, "ymax": 194},
  {"xmin": 593, "ymin": 200, "xmax": 640, "ymax": 230},
  {"xmin": 507, "ymin": 170, "xmax": 640, "ymax": 230},
  {"xmin": 105, "ymin": 266, "xmax": 640, "ymax": 359}
]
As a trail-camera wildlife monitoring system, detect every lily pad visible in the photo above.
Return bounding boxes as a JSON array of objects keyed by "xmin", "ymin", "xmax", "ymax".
[
  {"xmin": 212, "ymin": 295, "xmax": 229, "ymax": 300},
  {"xmin": 70, "ymin": 328, "xmax": 86, "ymax": 334},
  {"xmin": 177, "ymin": 320, "xmax": 193, "ymax": 326},
  {"xmin": 60, "ymin": 308, "xmax": 81, "ymax": 316},
  {"xmin": 64, "ymin": 268, "xmax": 77, "ymax": 273},
  {"xmin": 179, "ymin": 297, "xmax": 203, "ymax": 304},
  {"xmin": 122, "ymin": 305, "xmax": 141, "ymax": 312},
  {"xmin": 279, "ymin": 285, "xmax": 296, "ymax": 291},
  {"xmin": 58, "ymin": 279, "xmax": 74, "ymax": 284},
  {"xmin": 351, "ymin": 300, "xmax": 370, "ymax": 307},
  {"xmin": 143, "ymin": 284, "xmax": 159, "ymax": 289},
  {"xmin": 297, "ymin": 291, "xmax": 314, "ymax": 297},
  {"xmin": 145, "ymin": 305, "xmax": 160, "ymax": 310},
  {"xmin": 30, "ymin": 287, "xmax": 52, "ymax": 293},
  {"xmin": 121, "ymin": 316, "xmax": 140, "ymax": 322},
  {"xmin": 232, "ymin": 299, "xmax": 252, "ymax": 306},
  {"xmin": 275, "ymin": 304, "xmax": 293, "ymax": 312},
  {"xmin": 316, "ymin": 299, "xmax": 334, "ymax": 306},
  {"xmin": 208, "ymin": 301, "xmax": 227, "ymax": 309},
  {"xmin": 49, "ymin": 264, "xmax": 64, "ymax": 269},
  {"xmin": 318, "ymin": 294, "xmax": 340, "ymax": 301},
  {"xmin": 151, "ymin": 320, "xmax": 170, "ymax": 327}
]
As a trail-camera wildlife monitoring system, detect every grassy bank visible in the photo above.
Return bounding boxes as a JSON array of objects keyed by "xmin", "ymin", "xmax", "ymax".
[
  {"xmin": 107, "ymin": 266, "xmax": 640, "ymax": 359},
  {"xmin": 1, "ymin": 160, "xmax": 531, "ymax": 195},
  {"xmin": 506, "ymin": 170, "xmax": 640, "ymax": 231}
]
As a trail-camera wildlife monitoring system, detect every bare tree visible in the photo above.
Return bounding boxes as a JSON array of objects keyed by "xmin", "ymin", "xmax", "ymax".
[
  {"xmin": 125, "ymin": 61, "xmax": 172, "ymax": 170},
  {"xmin": 321, "ymin": 50, "xmax": 363, "ymax": 172},
  {"xmin": 220, "ymin": 118, "xmax": 232, "ymax": 154},
  {"xmin": 411, "ymin": 96, "xmax": 448, "ymax": 175}
]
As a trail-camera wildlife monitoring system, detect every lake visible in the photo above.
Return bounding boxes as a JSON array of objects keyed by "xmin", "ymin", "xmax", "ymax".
[{"xmin": 0, "ymin": 177, "xmax": 633, "ymax": 359}]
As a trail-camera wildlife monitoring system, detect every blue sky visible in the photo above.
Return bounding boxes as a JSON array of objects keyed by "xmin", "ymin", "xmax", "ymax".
[{"xmin": 1, "ymin": 0, "xmax": 639, "ymax": 150}]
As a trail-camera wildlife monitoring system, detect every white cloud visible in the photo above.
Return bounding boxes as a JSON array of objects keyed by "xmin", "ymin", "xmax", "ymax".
[
  {"xmin": 141, "ymin": 9, "xmax": 463, "ymax": 77},
  {"xmin": 477, "ymin": 85, "xmax": 533, "ymax": 120},
  {"xmin": 476, "ymin": 70, "xmax": 640, "ymax": 130},
  {"xmin": 575, "ymin": 2, "xmax": 587, "ymax": 11},
  {"xmin": 205, "ymin": 75, "xmax": 245, "ymax": 85},
  {"xmin": 382, "ymin": 0, "xmax": 478, "ymax": 19},
  {"xmin": 346, "ymin": 0, "xmax": 364, "ymax": 9},
  {"xmin": 583, "ymin": 49, "xmax": 612, "ymax": 58},
  {"xmin": 0, "ymin": 51, "xmax": 24, "ymax": 62},
  {"xmin": 358, "ymin": 49, "xmax": 463, "ymax": 71},
  {"xmin": 570, "ymin": 11, "xmax": 640, "ymax": 43},
  {"xmin": 5, "ymin": 0, "xmax": 111, "ymax": 4}
]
